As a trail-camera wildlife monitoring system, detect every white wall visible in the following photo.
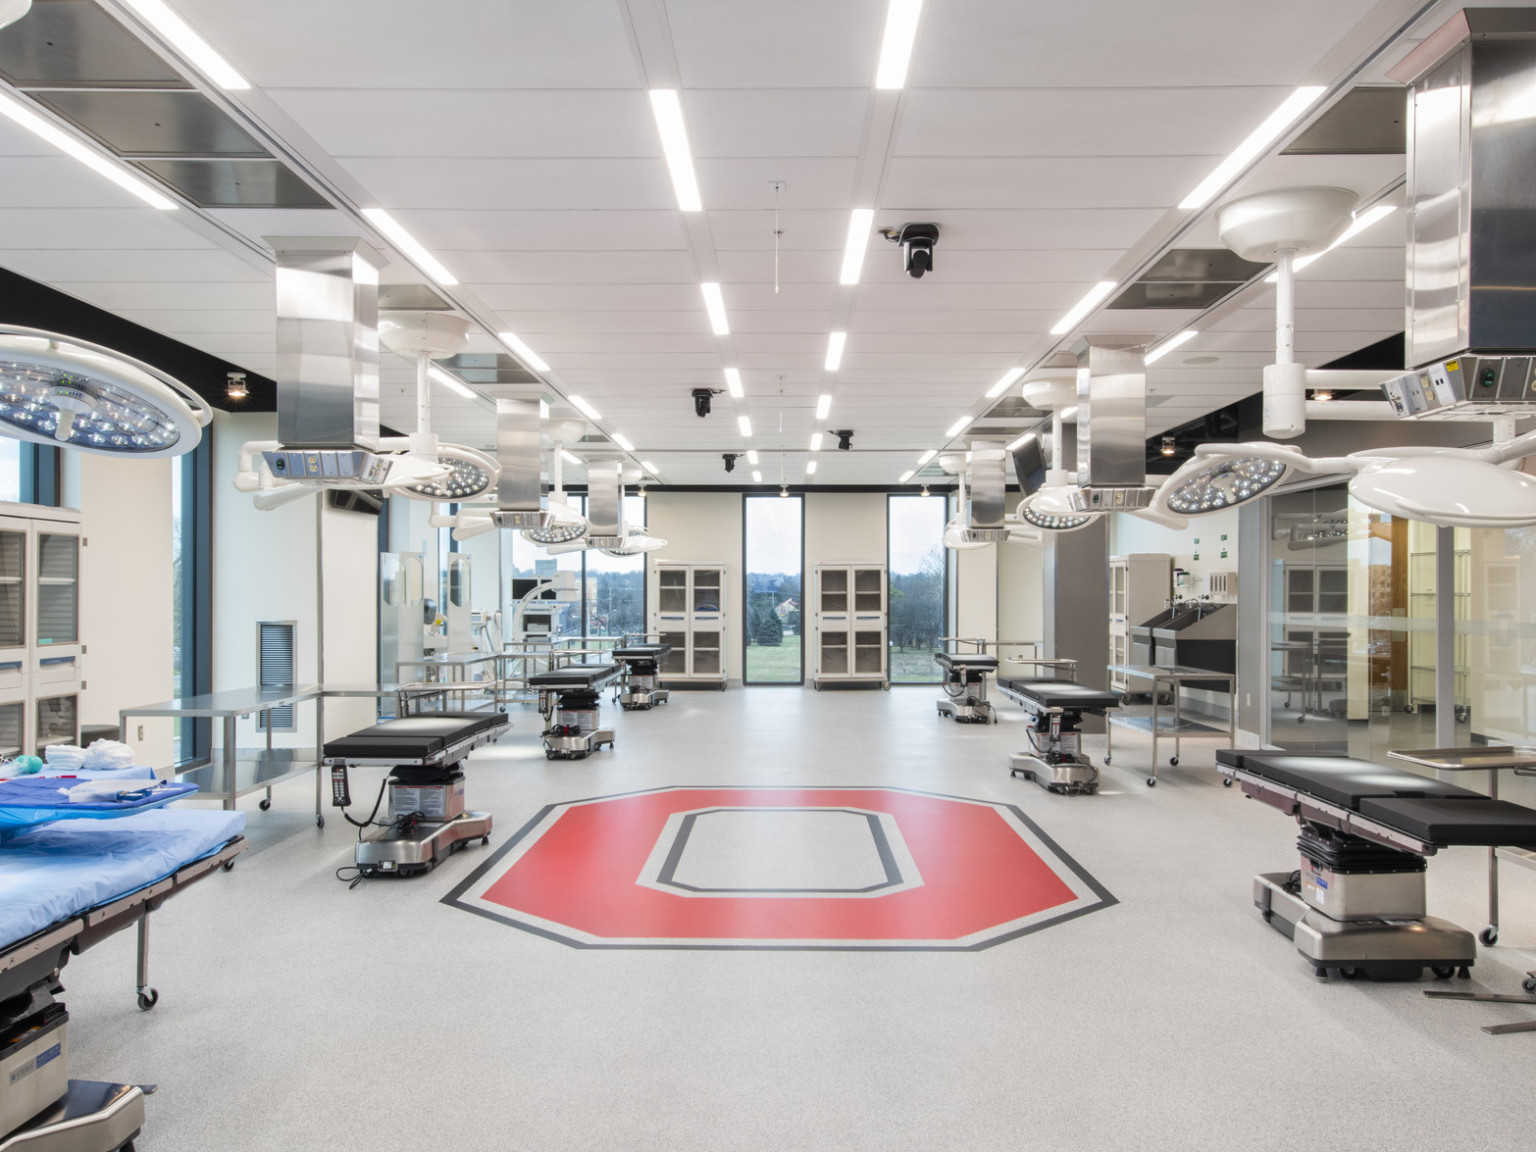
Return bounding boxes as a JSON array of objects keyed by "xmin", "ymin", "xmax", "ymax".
[
  {"xmin": 75, "ymin": 454, "xmax": 175, "ymax": 765},
  {"xmin": 1110, "ymin": 506, "xmax": 1240, "ymax": 600},
  {"xmin": 645, "ymin": 492, "xmax": 744, "ymax": 681},
  {"xmin": 996, "ymin": 540, "xmax": 1044, "ymax": 649},
  {"xmin": 955, "ymin": 545, "xmax": 998, "ymax": 644}
]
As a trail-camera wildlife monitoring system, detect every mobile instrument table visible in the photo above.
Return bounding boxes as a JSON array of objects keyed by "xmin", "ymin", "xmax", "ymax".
[{"xmin": 1104, "ymin": 663, "xmax": 1236, "ymax": 786}]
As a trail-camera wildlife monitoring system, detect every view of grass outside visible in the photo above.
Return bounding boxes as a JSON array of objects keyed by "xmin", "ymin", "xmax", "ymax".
[
  {"xmin": 745, "ymin": 495, "xmax": 803, "ymax": 683},
  {"xmin": 889, "ymin": 495, "xmax": 947, "ymax": 683}
]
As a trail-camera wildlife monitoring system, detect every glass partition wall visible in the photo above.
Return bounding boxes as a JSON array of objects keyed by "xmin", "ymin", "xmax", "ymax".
[
  {"xmin": 744, "ymin": 494, "xmax": 803, "ymax": 684},
  {"xmin": 888, "ymin": 494, "xmax": 947, "ymax": 683}
]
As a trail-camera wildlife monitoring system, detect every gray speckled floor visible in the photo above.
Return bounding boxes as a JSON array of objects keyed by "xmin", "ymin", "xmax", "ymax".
[{"xmin": 60, "ymin": 687, "xmax": 1536, "ymax": 1151}]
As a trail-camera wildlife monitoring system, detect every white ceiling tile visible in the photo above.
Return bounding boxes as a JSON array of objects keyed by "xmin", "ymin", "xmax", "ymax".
[
  {"xmin": 667, "ymin": 0, "xmax": 886, "ymax": 88},
  {"xmin": 683, "ymin": 89, "xmax": 869, "ymax": 157},
  {"xmin": 696, "ymin": 157, "xmax": 858, "ymax": 211},
  {"xmin": 883, "ymin": 157, "xmax": 1204, "ymax": 210},
  {"xmin": 340, "ymin": 157, "xmax": 675, "ymax": 211},
  {"xmin": 456, "ymin": 250, "xmax": 701, "ymax": 285},
  {"xmin": 0, "ymin": 248, "xmax": 269, "ymax": 282},
  {"xmin": 395, "ymin": 210, "xmax": 689, "ymax": 252}
]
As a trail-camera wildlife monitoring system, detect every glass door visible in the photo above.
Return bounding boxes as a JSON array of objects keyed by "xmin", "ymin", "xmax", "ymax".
[
  {"xmin": 853, "ymin": 568, "xmax": 884, "ymax": 614},
  {"xmin": 36, "ymin": 533, "xmax": 78, "ymax": 647},
  {"xmin": 36, "ymin": 693, "xmax": 76, "ymax": 756},
  {"xmin": 0, "ymin": 700, "xmax": 21, "ymax": 757},
  {"xmin": 821, "ymin": 568, "xmax": 848, "ymax": 613},
  {"xmin": 888, "ymin": 495, "xmax": 946, "ymax": 683},
  {"xmin": 0, "ymin": 528, "xmax": 23, "ymax": 657}
]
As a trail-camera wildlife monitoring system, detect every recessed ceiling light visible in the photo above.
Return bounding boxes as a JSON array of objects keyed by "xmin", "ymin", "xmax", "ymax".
[
  {"xmin": 613, "ymin": 433, "xmax": 635, "ymax": 452},
  {"xmin": 427, "ymin": 366, "xmax": 474, "ymax": 399},
  {"xmin": 752, "ymin": 470, "xmax": 762, "ymax": 483},
  {"xmin": 724, "ymin": 367, "xmax": 743, "ymax": 398},
  {"xmin": 700, "ymin": 282, "xmax": 730, "ymax": 335},
  {"xmin": 738, "ymin": 415, "xmax": 752, "ymax": 437},
  {"xmin": 874, "ymin": 0, "xmax": 925, "ymax": 89},
  {"xmin": 1265, "ymin": 204, "xmax": 1397, "ymax": 281},
  {"xmin": 568, "ymin": 395, "xmax": 601, "ymax": 420},
  {"xmin": 1146, "ymin": 329, "xmax": 1198, "ymax": 365},
  {"xmin": 946, "ymin": 415, "xmax": 972, "ymax": 438},
  {"xmin": 561, "ymin": 450, "xmax": 581, "ymax": 466},
  {"xmin": 497, "ymin": 331, "xmax": 548, "ymax": 372},
  {"xmin": 917, "ymin": 449, "xmax": 936, "ymax": 466},
  {"xmin": 1179, "ymin": 87, "xmax": 1327, "ymax": 211},
  {"xmin": 899, "ymin": 469, "xmax": 915, "ymax": 483},
  {"xmin": 825, "ymin": 331, "xmax": 847, "ymax": 371},
  {"xmin": 839, "ymin": 209, "xmax": 875, "ymax": 285},
  {"xmin": 806, "ymin": 460, "xmax": 817, "ymax": 476},
  {"xmin": 1049, "ymin": 281, "xmax": 1117, "ymax": 336},
  {"xmin": 361, "ymin": 208, "xmax": 457, "ymax": 286},
  {"xmin": 810, "ymin": 432, "xmax": 823, "ymax": 451},
  {"xmin": 0, "ymin": 92, "xmax": 176, "ymax": 209},
  {"xmin": 648, "ymin": 89, "xmax": 702, "ymax": 212},
  {"xmin": 746, "ymin": 449, "xmax": 759, "ymax": 465},
  {"xmin": 987, "ymin": 367, "xmax": 1024, "ymax": 398},
  {"xmin": 121, "ymin": 0, "xmax": 250, "ymax": 90},
  {"xmin": 815, "ymin": 394, "xmax": 831, "ymax": 420}
]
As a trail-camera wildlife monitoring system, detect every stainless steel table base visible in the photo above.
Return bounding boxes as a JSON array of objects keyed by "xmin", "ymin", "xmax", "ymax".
[
  {"xmin": 543, "ymin": 729, "xmax": 615, "ymax": 761},
  {"xmin": 1009, "ymin": 752, "xmax": 1099, "ymax": 795},
  {"xmin": 356, "ymin": 812, "xmax": 492, "ymax": 879},
  {"xmin": 936, "ymin": 698, "xmax": 994, "ymax": 724},
  {"xmin": 619, "ymin": 688, "xmax": 669, "ymax": 711},
  {"xmin": 0, "ymin": 1082, "xmax": 146, "ymax": 1152}
]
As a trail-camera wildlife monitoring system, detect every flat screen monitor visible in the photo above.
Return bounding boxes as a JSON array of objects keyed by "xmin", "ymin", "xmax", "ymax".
[{"xmin": 1011, "ymin": 436, "xmax": 1047, "ymax": 496}]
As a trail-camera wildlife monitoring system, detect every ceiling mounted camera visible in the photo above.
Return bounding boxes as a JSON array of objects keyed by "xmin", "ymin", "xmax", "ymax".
[
  {"xmin": 722, "ymin": 453, "xmax": 739, "ymax": 474},
  {"xmin": 833, "ymin": 429, "xmax": 854, "ymax": 451},
  {"xmin": 882, "ymin": 222, "xmax": 940, "ymax": 278},
  {"xmin": 692, "ymin": 387, "xmax": 720, "ymax": 417}
]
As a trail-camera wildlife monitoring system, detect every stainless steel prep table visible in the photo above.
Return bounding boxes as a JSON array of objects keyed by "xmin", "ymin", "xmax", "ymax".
[{"xmin": 1103, "ymin": 663, "xmax": 1237, "ymax": 786}]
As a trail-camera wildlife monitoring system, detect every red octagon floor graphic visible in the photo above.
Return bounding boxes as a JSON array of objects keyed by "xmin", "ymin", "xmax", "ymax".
[{"xmin": 442, "ymin": 787, "xmax": 1115, "ymax": 950}]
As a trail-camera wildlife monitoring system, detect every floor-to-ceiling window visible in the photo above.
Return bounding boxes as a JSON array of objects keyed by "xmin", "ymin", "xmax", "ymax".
[
  {"xmin": 744, "ymin": 494, "xmax": 803, "ymax": 684},
  {"xmin": 584, "ymin": 494, "xmax": 646, "ymax": 637},
  {"xmin": 888, "ymin": 493, "xmax": 947, "ymax": 683}
]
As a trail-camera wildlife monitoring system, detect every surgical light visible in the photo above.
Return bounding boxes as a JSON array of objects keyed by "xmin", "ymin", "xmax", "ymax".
[
  {"xmin": 0, "ymin": 326, "xmax": 209, "ymax": 457},
  {"xmin": 1049, "ymin": 281, "xmax": 1117, "ymax": 336},
  {"xmin": 1164, "ymin": 455, "xmax": 1289, "ymax": 514},
  {"xmin": 839, "ymin": 209, "xmax": 876, "ymax": 285},
  {"xmin": 0, "ymin": 91, "xmax": 176, "ymax": 210},
  {"xmin": 427, "ymin": 366, "xmax": 474, "ymax": 399},
  {"xmin": 613, "ymin": 433, "xmax": 635, "ymax": 452},
  {"xmin": 816, "ymin": 394, "xmax": 831, "ymax": 420},
  {"xmin": 649, "ymin": 89, "xmax": 703, "ymax": 212},
  {"xmin": 396, "ymin": 444, "xmax": 498, "ymax": 502},
  {"xmin": 360, "ymin": 208, "xmax": 457, "ymax": 286},
  {"xmin": 497, "ymin": 331, "xmax": 549, "ymax": 372},
  {"xmin": 568, "ymin": 395, "xmax": 601, "ymax": 420},
  {"xmin": 825, "ymin": 331, "xmax": 847, "ymax": 371},
  {"xmin": 1017, "ymin": 504, "xmax": 1095, "ymax": 531},
  {"xmin": 700, "ymin": 282, "xmax": 730, "ymax": 335},
  {"xmin": 1264, "ymin": 205, "xmax": 1396, "ymax": 281},
  {"xmin": 738, "ymin": 415, "xmax": 752, "ymax": 437},
  {"xmin": 987, "ymin": 367, "xmax": 1024, "ymax": 398},
  {"xmin": 1145, "ymin": 329, "xmax": 1198, "ymax": 365},
  {"xmin": 121, "ymin": 0, "xmax": 250, "ymax": 89},
  {"xmin": 874, "ymin": 0, "xmax": 924, "ymax": 89},
  {"xmin": 724, "ymin": 367, "xmax": 743, "ymax": 398},
  {"xmin": 1179, "ymin": 87, "xmax": 1327, "ymax": 210}
]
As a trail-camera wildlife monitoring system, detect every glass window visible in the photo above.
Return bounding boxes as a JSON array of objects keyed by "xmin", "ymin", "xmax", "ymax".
[
  {"xmin": 744, "ymin": 495, "xmax": 802, "ymax": 684},
  {"xmin": 0, "ymin": 438, "xmax": 20, "ymax": 504},
  {"xmin": 584, "ymin": 495, "xmax": 646, "ymax": 638},
  {"xmin": 888, "ymin": 494, "xmax": 947, "ymax": 683},
  {"xmin": 509, "ymin": 496, "xmax": 584, "ymax": 642}
]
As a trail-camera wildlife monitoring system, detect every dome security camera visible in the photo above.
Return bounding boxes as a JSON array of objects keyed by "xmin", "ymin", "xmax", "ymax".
[
  {"xmin": 692, "ymin": 388, "xmax": 716, "ymax": 417},
  {"xmin": 722, "ymin": 453, "xmax": 739, "ymax": 474}
]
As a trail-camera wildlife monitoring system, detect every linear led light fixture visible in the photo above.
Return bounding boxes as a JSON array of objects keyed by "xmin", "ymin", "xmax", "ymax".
[
  {"xmin": 1006, "ymin": 431, "xmax": 1036, "ymax": 452},
  {"xmin": 806, "ymin": 460, "xmax": 817, "ymax": 476},
  {"xmin": 946, "ymin": 415, "xmax": 972, "ymax": 438},
  {"xmin": 810, "ymin": 432, "xmax": 823, "ymax": 451},
  {"xmin": 1050, "ymin": 281, "xmax": 1117, "ymax": 336},
  {"xmin": 1265, "ymin": 204, "xmax": 1397, "ymax": 281},
  {"xmin": 1179, "ymin": 87, "xmax": 1327, "ymax": 211},
  {"xmin": 361, "ymin": 208, "xmax": 458, "ymax": 286},
  {"xmin": 875, "ymin": 0, "xmax": 924, "ymax": 89},
  {"xmin": 642, "ymin": 460, "xmax": 658, "ymax": 473},
  {"xmin": 613, "ymin": 433, "xmax": 635, "ymax": 452},
  {"xmin": 561, "ymin": 450, "xmax": 581, "ymax": 466},
  {"xmin": 746, "ymin": 449, "xmax": 760, "ymax": 465},
  {"xmin": 724, "ymin": 367, "xmax": 743, "ymax": 398},
  {"xmin": 648, "ymin": 89, "xmax": 702, "ymax": 212},
  {"xmin": 700, "ymin": 282, "xmax": 730, "ymax": 335},
  {"xmin": 987, "ymin": 367, "xmax": 1024, "ymax": 398},
  {"xmin": 825, "ymin": 331, "xmax": 847, "ymax": 371},
  {"xmin": 427, "ymin": 366, "xmax": 474, "ymax": 399},
  {"xmin": 1145, "ymin": 329, "xmax": 1199, "ymax": 365},
  {"xmin": 899, "ymin": 469, "xmax": 915, "ymax": 483},
  {"xmin": 497, "ymin": 331, "xmax": 549, "ymax": 372},
  {"xmin": 815, "ymin": 394, "xmax": 831, "ymax": 420},
  {"xmin": 917, "ymin": 449, "xmax": 936, "ymax": 467},
  {"xmin": 568, "ymin": 395, "xmax": 601, "ymax": 420},
  {"xmin": 738, "ymin": 415, "xmax": 753, "ymax": 437},
  {"xmin": 752, "ymin": 470, "xmax": 763, "ymax": 483},
  {"xmin": 839, "ymin": 209, "xmax": 876, "ymax": 284},
  {"xmin": 0, "ymin": 91, "xmax": 177, "ymax": 209},
  {"xmin": 121, "ymin": 0, "xmax": 250, "ymax": 90}
]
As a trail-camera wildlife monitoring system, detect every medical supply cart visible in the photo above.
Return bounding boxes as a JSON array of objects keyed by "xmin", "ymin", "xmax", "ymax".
[
  {"xmin": 651, "ymin": 561, "xmax": 728, "ymax": 689},
  {"xmin": 813, "ymin": 563, "xmax": 888, "ymax": 689}
]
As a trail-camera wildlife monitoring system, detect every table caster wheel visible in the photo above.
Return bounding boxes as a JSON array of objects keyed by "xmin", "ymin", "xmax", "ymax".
[
  {"xmin": 482, "ymin": 836, "xmax": 490, "ymax": 846},
  {"xmin": 1521, "ymin": 975, "xmax": 1536, "ymax": 994},
  {"xmin": 258, "ymin": 798, "xmax": 272, "ymax": 811},
  {"xmin": 1103, "ymin": 755, "xmax": 1111, "ymax": 765},
  {"xmin": 137, "ymin": 989, "xmax": 159, "ymax": 1012},
  {"xmin": 221, "ymin": 860, "xmax": 235, "ymax": 872},
  {"xmin": 316, "ymin": 814, "xmax": 325, "ymax": 829},
  {"xmin": 1430, "ymin": 965, "xmax": 1456, "ymax": 980},
  {"xmin": 1222, "ymin": 777, "xmax": 1233, "ymax": 787},
  {"xmin": 1479, "ymin": 926, "xmax": 1498, "ymax": 946},
  {"xmin": 1169, "ymin": 756, "xmax": 1179, "ymax": 768},
  {"xmin": 1146, "ymin": 777, "xmax": 1157, "ymax": 787}
]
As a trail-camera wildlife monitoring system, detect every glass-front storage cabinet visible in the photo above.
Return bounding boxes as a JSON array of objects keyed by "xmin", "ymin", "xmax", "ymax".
[
  {"xmin": 650, "ymin": 561, "xmax": 728, "ymax": 688},
  {"xmin": 813, "ymin": 563, "xmax": 888, "ymax": 689},
  {"xmin": 0, "ymin": 502, "xmax": 83, "ymax": 759}
]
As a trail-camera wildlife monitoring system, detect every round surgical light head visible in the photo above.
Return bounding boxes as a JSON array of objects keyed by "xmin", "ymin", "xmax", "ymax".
[
  {"xmin": 599, "ymin": 529, "xmax": 668, "ymax": 557},
  {"xmin": 0, "ymin": 326, "xmax": 209, "ymax": 458},
  {"xmin": 1017, "ymin": 504, "xmax": 1095, "ymax": 531},
  {"xmin": 1348, "ymin": 454, "xmax": 1536, "ymax": 529},
  {"xmin": 522, "ymin": 499, "xmax": 588, "ymax": 545},
  {"xmin": 1165, "ymin": 455, "xmax": 1289, "ymax": 515},
  {"xmin": 395, "ymin": 444, "xmax": 498, "ymax": 502}
]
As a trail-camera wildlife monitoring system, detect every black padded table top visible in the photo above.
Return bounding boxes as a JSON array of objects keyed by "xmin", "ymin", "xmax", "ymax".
[
  {"xmin": 611, "ymin": 645, "xmax": 670, "ymax": 659},
  {"xmin": 998, "ymin": 679, "xmax": 1121, "ymax": 710},
  {"xmin": 1358, "ymin": 796, "xmax": 1536, "ymax": 847},
  {"xmin": 935, "ymin": 653, "xmax": 999, "ymax": 670},
  {"xmin": 402, "ymin": 711, "xmax": 507, "ymax": 735},
  {"xmin": 1221, "ymin": 752, "xmax": 1481, "ymax": 810},
  {"xmin": 528, "ymin": 663, "xmax": 621, "ymax": 688},
  {"xmin": 323, "ymin": 714, "xmax": 502, "ymax": 759}
]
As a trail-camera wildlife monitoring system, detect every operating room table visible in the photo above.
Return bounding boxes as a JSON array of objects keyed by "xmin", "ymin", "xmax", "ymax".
[{"xmin": 995, "ymin": 667, "xmax": 1120, "ymax": 795}]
